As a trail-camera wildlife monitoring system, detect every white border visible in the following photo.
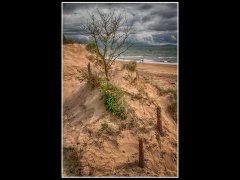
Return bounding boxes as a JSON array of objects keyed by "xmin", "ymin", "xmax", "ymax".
[{"xmin": 62, "ymin": 2, "xmax": 179, "ymax": 178}]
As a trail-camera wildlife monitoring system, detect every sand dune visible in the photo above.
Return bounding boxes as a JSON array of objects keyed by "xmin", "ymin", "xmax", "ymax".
[{"xmin": 63, "ymin": 43, "xmax": 177, "ymax": 177}]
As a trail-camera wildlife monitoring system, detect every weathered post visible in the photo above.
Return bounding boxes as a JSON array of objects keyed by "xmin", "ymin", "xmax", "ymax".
[
  {"xmin": 87, "ymin": 62, "xmax": 92, "ymax": 80},
  {"xmin": 157, "ymin": 106, "xmax": 163, "ymax": 136},
  {"xmin": 139, "ymin": 138, "xmax": 144, "ymax": 168}
]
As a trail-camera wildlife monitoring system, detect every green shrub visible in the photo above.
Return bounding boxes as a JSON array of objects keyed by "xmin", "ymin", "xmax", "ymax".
[
  {"xmin": 99, "ymin": 81, "xmax": 127, "ymax": 119},
  {"xmin": 122, "ymin": 61, "xmax": 137, "ymax": 71},
  {"xmin": 86, "ymin": 41, "xmax": 97, "ymax": 53}
]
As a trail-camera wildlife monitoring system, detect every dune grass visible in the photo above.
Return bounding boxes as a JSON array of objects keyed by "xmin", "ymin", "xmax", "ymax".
[
  {"xmin": 76, "ymin": 63, "xmax": 102, "ymax": 88},
  {"xmin": 155, "ymin": 85, "xmax": 176, "ymax": 97},
  {"xmin": 101, "ymin": 121, "xmax": 109, "ymax": 131},
  {"xmin": 155, "ymin": 85, "xmax": 177, "ymax": 122},
  {"xmin": 122, "ymin": 61, "xmax": 137, "ymax": 71},
  {"xmin": 167, "ymin": 96, "xmax": 177, "ymax": 122},
  {"xmin": 86, "ymin": 41, "xmax": 97, "ymax": 53},
  {"xmin": 99, "ymin": 81, "xmax": 127, "ymax": 119},
  {"xmin": 63, "ymin": 147, "xmax": 83, "ymax": 176}
]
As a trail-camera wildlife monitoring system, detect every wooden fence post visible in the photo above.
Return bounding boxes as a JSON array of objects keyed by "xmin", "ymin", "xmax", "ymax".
[
  {"xmin": 87, "ymin": 62, "xmax": 92, "ymax": 80},
  {"xmin": 139, "ymin": 138, "xmax": 144, "ymax": 168},
  {"xmin": 157, "ymin": 106, "xmax": 163, "ymax": 136}
]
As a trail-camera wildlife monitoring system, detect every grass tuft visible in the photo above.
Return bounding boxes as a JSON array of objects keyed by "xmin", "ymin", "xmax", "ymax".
[
  {"xmin": 167, "ymin": 92, "xmax": 177, "ymax": 122},
  {"xmin": 99, "ymin": 81, "xmax": 127, "ymax": 119},
  {"xmin": 155, "ymin": 85, "xmax": 177, "ymax": 122},
  {"xmin": 101, "ymin": 121, "xmax": 109, "ymax": 131},
  {"xmin": 122, "ymin": 61, "xmax": 137, "ymax": 71},
  {"xmin": 63, "ymin": 147, "xmax": 83, "ymax": 176},
  {"xmin": 76, "ymin": 63, "xmax": 102, "ymax": 88},
  {"xmin": 86, "ymin": 41, "xmax": 97, "ymax": 54}
]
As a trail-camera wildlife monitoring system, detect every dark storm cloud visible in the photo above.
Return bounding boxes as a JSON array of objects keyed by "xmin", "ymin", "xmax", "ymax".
[
  {"xmin": 63, "ymin": 3, "xmax": 178, "ymax": 45},
  {"xmin": 63, "ymin": 3, "xmax": 130, "ymax": 14},
  {"xmin": 142, "ymin": 16, "xmax": 151, "ymax": 23},
  {"xmin": 63, "ymin": 4, "xmax": 83, "ymax": 14},
  {"xmin": 151, "ymin": 10, "xmax": 177, "ymax": 19},
  {"xmin": 168, "ymin": 3, "xmax": 178, "ymax": 9},
  {"xmin": 149, "ymin": 17, "xmax": 177, "ymax": 31},
  {"xmin": 139, "ymin": 4, "xmax": 154, "ymax": 10},
  {"xmin": 152, "ymin": 32, "xmax": 177, "ymax": 44},
  {"xmin": 148, "ymin": 3, "xmax": 177, "ymax": 19}
]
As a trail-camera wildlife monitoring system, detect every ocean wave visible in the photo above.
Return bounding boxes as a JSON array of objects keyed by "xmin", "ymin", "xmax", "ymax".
[
  {"xmin": 117, "ymin": 55, "xmax": 177, "ymax": 64},
  {"xmin": 119, "ymin": 56, "xmax": 176, "ymax": 59},
  {"xmin": 116, "ymin": 59, "xmax": 177, "ymax": 65},
  {"xmin": 119, "ymin": 56, "xmax": 143, "ymax": 59},
  {"xmin": 158, "ymin": 57, "xmax": 176, "ymax": 59}
]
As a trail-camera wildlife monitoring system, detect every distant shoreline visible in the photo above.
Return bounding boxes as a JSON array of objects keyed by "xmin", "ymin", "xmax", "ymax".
[{"xmin": 116, "ymin": 58, "xmax": 178, "ymax": 65}]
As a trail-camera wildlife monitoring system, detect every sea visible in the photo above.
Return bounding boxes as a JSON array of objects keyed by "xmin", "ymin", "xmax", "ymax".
[{"xmin": 117, "ymin": 45, "xmax": 177, "ymax": 65}]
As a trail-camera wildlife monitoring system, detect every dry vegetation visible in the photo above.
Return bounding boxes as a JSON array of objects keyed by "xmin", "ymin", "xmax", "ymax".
[
  {"xmin": 155, "ymin": 85, "xmax": 177, "ymax": 122},
  {"xmin": 122, "ymin": 61, "xmax": 137, "ymax": 72}
]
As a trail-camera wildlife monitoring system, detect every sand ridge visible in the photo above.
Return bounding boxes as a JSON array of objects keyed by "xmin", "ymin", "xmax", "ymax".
[{"xmin": 63, "ymin": 43, "xmax": 177, "ymax": 177}]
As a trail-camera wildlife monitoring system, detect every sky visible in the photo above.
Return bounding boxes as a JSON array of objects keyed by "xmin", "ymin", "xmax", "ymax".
[{"xmin": 63, "ymin": 3, "xmax": 178, "ymax": 46}]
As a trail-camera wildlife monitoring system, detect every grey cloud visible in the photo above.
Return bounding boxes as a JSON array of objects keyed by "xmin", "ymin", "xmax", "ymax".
[
  {"xmin": 63, "ymin": 3, "xmax": 129, "ymax": 14},
  {"xmin": 139, "ymin": 4, "xmax": 154, "ymax": 10},
  {"xmin": 168, "ymin": 3, "xmax": 178, "ymax": 9},
  {"xmin": 152, "ymin": 32, "xmax": 177, "ymax": 44},
  {"xmin": 148, "ymin": 17, "xmax": 177, "ymax": 31},
  {"xmin": 63, "ymin": 3, "xmax": 178, "ymax": 44},
  {"xmin": 63, "ymin": 4, "xmax": 85, "ymax": 14},
  {"xmin": 149, "ymin": 23, "xmax": 177, "ymax": 31},
  {"xmin": 128, "ymin": 15, "xmax": 141, "ymax": 25},
  {"xmin": 65, "ymin": 34, "xmax": 90, "ymax": 43},
  {"xmin": 149, "ymin": 4, "xmax": 177, "ymax": 19},
  {"xmin": 142, "ymin": 16, "xmax": 151, "ymax": 23},
  {"xmin": 151, "ymin": 10, "xmax": 177, "ymax": 19}
]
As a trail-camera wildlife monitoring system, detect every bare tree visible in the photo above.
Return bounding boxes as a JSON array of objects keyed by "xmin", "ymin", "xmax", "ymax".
[{"xmin": 83, "ymin": 9, "xmax": 134, "ymax": 81}]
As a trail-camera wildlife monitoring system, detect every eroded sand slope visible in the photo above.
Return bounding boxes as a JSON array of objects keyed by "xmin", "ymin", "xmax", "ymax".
[{"xmin": 63, "ymin": 44, "xmax": 177, "ymax": 177}]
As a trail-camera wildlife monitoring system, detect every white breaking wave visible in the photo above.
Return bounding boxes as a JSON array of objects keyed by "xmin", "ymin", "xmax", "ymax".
[{"xmin": 158, "ymin": 57, "xmax": 176, "ymax": 59}]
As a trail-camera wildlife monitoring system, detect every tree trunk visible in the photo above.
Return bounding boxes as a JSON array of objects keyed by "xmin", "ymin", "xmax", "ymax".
[
  {"xmin": 105, "ymin": 68, "xmax": 109, "ymax": 81},
  {"xmin": 87, "ymin": 62, "xmax": 93, "ymax": 86},
  {"xmin": 103, "ymin": 59, "xmax": 109, "ymax": 81}
]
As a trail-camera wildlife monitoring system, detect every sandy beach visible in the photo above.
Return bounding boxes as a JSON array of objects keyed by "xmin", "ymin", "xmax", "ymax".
[
  {"xmin": 116, "ymin": 61, "xmax": 177, "ymax": 74},
  {"xmin": 63, "ymin": 44, "xmax": 177, "ymax": 177}
]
